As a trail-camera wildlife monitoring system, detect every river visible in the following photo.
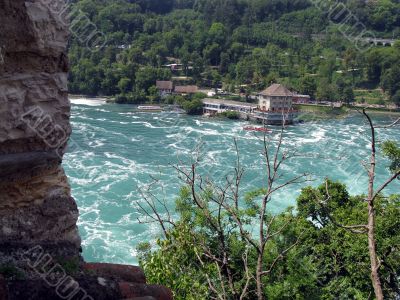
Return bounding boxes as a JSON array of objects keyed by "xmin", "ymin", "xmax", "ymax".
[{"xmin": 64, "ymin": 98, "xmax": 400, "ymax": 265}]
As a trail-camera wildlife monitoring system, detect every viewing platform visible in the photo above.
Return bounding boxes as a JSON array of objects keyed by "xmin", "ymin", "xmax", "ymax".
[
  {"xmin": 202, "ymin": 84, "xmax": 302, "ymax": 125},
  {"xmin": 202, "ymin": 99, "xmax": 298, "ymax": 125},
  {"xmin": 202, "ymin": 98, "xmax": 257, "ymax": 114}
]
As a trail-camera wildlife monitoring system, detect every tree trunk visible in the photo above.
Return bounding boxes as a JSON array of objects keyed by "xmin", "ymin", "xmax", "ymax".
[
  {"xmin": 256, "ymin": 254, "xmax": 263, "ymax": 300},
  {"xmin": 365, "ymin": 110, "xmax": 384, "ymax": 300},
  {"xmin": 367, "ymin": 201, "xmax": 384, "ymax": 300}
]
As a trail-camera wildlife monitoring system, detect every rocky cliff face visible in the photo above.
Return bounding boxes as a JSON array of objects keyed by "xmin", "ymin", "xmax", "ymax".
[
  {"xmin": 0, "ymin": 2, "xmax": 172, "ymax": 299},
  {"xmin": 0, "ymin": 0, "xmax": 80, "ymax": 248}
]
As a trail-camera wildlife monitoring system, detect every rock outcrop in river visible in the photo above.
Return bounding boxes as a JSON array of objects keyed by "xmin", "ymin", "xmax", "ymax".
[{"xmin": 0, "ymin": 1, "xmax": 171, "ymax": 299}]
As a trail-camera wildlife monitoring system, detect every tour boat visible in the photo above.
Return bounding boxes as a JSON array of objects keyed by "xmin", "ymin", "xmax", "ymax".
[
  {"xmin": 137, "ymin": 105, "xmax": 163, "ymax": 112},
  {"xmin": 243, "ymin": 126, "xmax": 271, "ymax": 133}
]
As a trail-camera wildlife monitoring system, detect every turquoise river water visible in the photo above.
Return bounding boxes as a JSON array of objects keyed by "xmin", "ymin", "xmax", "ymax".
[{"xmin": 64, "ymin": 98, "xmax": 399, "ymax": 265}]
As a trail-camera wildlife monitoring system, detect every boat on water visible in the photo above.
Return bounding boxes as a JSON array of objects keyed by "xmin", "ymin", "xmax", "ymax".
[
  {"xmin": 137, "ymin": 105, "xmax": 163, "ymax": 112},
  {"xmin": 243, "ymin": 126, "xmax": 271, "ymax": 133}
]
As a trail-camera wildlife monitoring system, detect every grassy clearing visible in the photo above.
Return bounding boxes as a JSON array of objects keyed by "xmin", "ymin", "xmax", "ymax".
[
  {"xmin": 294, "ymin": 104, "xmax": 350, "ymax": 121},
  {"xmin": 295, "ymin": 104, "xmax": 349, "ymax": 114},
  {"xmin": 354, "ymin": 89, "xmax": 389, "ymax": 105},
  {"xmin": 295, "ymin": 103, "xmax": 400, "ymax": 119}
]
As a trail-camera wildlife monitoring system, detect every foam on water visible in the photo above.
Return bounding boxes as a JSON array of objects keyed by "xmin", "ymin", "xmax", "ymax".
[
  {"xmin": 64, "ymin": 101, "xmax": 400, "ymax": 265},
  {"xmin": 70, "ymin": 98, "xmax": 107, "ymax": 106}
]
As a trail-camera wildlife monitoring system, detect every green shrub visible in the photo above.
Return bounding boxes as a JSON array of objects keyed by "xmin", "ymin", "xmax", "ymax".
[
  {"xmin": 182, "ymin": 99, "xmax": 203, "ymax": 115},
  {"xmin": 219, "ymin": 111, "xmax": 240, "ymax": 119}
]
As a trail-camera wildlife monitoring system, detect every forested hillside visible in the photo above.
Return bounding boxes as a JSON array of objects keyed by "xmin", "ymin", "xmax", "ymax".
[{"xmin": 68, "ymin": 0, "xmax": 400, "ymax": 105}]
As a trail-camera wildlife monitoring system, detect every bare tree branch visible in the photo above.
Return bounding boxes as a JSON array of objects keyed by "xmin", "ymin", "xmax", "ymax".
[
  {"xmin": 375, "ymin": 117, "xmax": 400, "ymax": 129},
  {"xmin": 372, "ymin": 170, "xmax": 400, "ymax": 201},
  {"xmin": 240, "ymin": 249, "xmax": 252, "ymax": 300},
  {"xmin": 260, "ymin": 232, "xmax": 302, "ymax": 276},
  {"xmin": 195, "ymin": 250, "xmax": 226, "ymax": 300}
]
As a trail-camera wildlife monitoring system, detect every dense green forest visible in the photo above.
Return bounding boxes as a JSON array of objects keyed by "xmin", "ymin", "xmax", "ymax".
[{"xmin": 69, "ymin": 0, "xmax": 400, "ymax": 105}]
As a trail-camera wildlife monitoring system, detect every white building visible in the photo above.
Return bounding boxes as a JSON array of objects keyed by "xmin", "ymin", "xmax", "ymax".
[
  {"xmin": 256, "ymin": 84, "xmax": 297, "ymax": 125},
  {"xmin": 258, "ymin": 84, "xmax": 293, "ymax": 111}
]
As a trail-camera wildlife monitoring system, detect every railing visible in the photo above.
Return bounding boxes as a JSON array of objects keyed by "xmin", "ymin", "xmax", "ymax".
[{"xmin": 256, "ymin": 109, "xmax": 299, "ymax": 113}]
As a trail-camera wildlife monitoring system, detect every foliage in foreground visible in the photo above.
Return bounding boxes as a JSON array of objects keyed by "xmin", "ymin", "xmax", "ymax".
[{"xmin": 138, "ymin": 182, "xmax": 400, "ymax": 299}]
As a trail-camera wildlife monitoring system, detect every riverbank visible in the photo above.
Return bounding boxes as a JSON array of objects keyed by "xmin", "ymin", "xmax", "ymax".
[
  {"xmin": 350, "ymin": 107, "xmax": 400, "ymax": 116},
  {"xmin": 295, "ymin": 103, "xmax": 400, "ymax": 118},
  {"xmin": 69, "ymin": 95, "xmax": 400, "ymax": 122}
]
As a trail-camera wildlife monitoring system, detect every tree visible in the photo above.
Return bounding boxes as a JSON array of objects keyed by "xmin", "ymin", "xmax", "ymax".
[
  {"xmin": 351, "ymin": 111, "xmax": 400, "ymax": 299},
  {"xmin": 382, "ymin": 140, "xmax": 400, "ymax": 175},
  {"xmin": 229, "ymin": 42, "xmax": 245, "ymax": 63},
  {"xmin": 365, "ymin": 49, "xmax": 383, "ymax": 83},
  {"xmin": 140, "ymin": 119, "xmax": 400, "ymax": 299},
  {"xmin": 294, "ymin": 182, "xmax": 400, "ymax": 299},
  {"xmin": 318, "ymin": 52, "xmax": 337, "ymax": 83},
  {"xmin": 138, "ymin": 226, "xmax": 210, "ymax": 300},
  {"xmin": 137, "ymin": 128, "xmax": 310, "ymax": 300},
  {"xmin": 219, "ymin": 52, "xmax": 230, "ymax": 74},
  {"xmin": 392, "ymin": 90, "xmax": 400, "ymax": 107},
  {"xmin": 298, "ymin": 76, "xmax": 317, "ymax": 100},
  {"xmin": 192, "ymin": 52, "xmax": 205, "ymax": 81},
  {"xmin": 343, "ymin": 86, "xmax": 355, "ymax": 104},
  {"xmin": 180, "ymin": 49, "xmax": 191, "ymax": 76},
  {"xmin": 139, "ymin": 177, "xmax": 400, "ymax": 299},
  {"xmin": 208, "ymin": 22, "xmax": 226, "ymax": 46},
  {"xmin": 203, "ymin": 43, "xmax": 221, "ymax": 66},
  {"xmin": 136, "ymin": 0, "xmax": 174, "ymax": 14},
  {"xmin": 381, "ymin": 65, "xmax": 400, "ymax": 97},
  {"xmin": 148, "ymin": 85, "xmax": 160, "ymax": 103},
  {"xmin": 206, "ymin": 69, "xmax": 221, "ymax": 92},
  {"xmin": 236, "ymin": 58, "xmax": 254, "ymax": 84},
  {"xmin": 182, "ymin": 99, "xmax": 204, "ymax": 115},
  {"xmin": 309, "ymin": 110, "xmax": 400, "ymax": 300},
  {"xmin": 316, "ymin": 79, "xmax": 338, "ymax": 102},
  {"xmin": 135, "ymin": 67, "xmax": 170, "ymax": 93},
  {"xmin": 117, "ymin": 77, "xmax": 131, "ymax": 93}
]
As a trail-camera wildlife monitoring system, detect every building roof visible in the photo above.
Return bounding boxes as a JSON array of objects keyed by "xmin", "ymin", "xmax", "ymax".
[
  {"xmin": 174, "ymin": 85, "xmax": 198, "ymax": 94},
  {"xmin": 156, "ymin": 81, "xmax": 173, "ymax": 90},
  {"xmin": 202, "ymin": 98, "xmax": 258, "ymax": 108},
  {"xmin": 259, "ymin": 84, "xmax": 293, "ymax": 97}
]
